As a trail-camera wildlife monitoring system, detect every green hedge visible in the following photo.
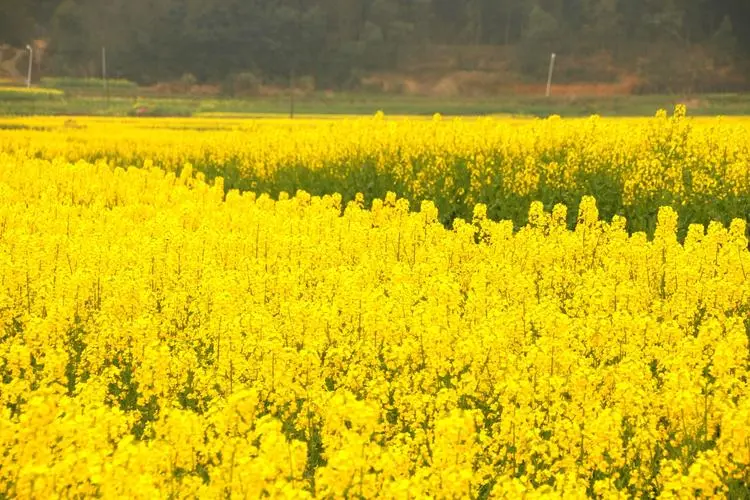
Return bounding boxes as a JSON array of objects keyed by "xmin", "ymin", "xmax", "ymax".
[
  {"xmin": 0, "ymin": 87, "xmax": 65, "ymax": 101},
  {"xmin": 40, "ymin": 77, "xmax": 137, "ymax": 90}
]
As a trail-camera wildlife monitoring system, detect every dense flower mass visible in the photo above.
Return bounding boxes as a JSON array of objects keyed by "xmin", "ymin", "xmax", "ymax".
[
  {"xmin": 0, "ymin": 145, "xmax": 748, "ymax": 497},
  {"xmin": 0, "ymin": 106, "xmax": 749, "ymax": 235}
]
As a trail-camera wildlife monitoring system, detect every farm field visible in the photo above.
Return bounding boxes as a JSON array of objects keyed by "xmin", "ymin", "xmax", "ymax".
[
  {"xmin": 1, "ymin": 108, "xmax": 749, "ymax": 235},
  {"xmin": 0, "ymin": 108, "xmax": 749, "ymax": 498},
  {"xmin": 4, "ymin": 91, "xmax": 750, "ymax": 119}
]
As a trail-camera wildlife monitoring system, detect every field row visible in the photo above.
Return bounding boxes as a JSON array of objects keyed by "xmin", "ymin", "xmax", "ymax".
[
  {"xmin": 1, "ymin": 107, "xmax": 748, "ymax": 236},
  {"xmin": 1, "ymin": 156, "xmax": 748, "ymax": 497}
]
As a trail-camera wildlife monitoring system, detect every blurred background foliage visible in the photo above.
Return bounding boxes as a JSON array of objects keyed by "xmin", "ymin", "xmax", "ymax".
[{"xmin": 0, "ymin": 0, "xmax": 749, "ymax": 93}]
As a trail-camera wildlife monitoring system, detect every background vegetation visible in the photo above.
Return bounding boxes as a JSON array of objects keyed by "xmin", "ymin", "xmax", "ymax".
[
  {"xmin": 5, "ymin": 93, "xmax": 750, "ymax": 119},
  {"xmin": 1, "ymin": 0, "xmax": 749, "ymax": 93}
]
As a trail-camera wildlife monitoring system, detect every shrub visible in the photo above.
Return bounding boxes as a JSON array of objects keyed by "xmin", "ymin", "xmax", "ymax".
[{"xmin": 226, "ymin": 72, "xmax": 262, "ymax": 96}]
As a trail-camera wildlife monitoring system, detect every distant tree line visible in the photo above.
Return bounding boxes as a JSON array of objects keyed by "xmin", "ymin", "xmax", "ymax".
[{"xmin": 1, "ymin": 0, "xmax": 749, "ymax": 91}]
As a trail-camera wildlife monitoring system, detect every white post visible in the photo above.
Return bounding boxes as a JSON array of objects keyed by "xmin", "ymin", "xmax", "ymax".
[
  {"xmin": 25, "ymin": 45, "xmax": 33, "ymax": 88},
  {"xmin": 546, "ymin": 52, "xmax": 556, "ymax": 97}
]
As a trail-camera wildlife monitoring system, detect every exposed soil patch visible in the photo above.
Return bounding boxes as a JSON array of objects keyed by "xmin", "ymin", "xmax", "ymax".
[{"xmin": 360, "ymin": 71, "xmax": 640, "ymax": 98}]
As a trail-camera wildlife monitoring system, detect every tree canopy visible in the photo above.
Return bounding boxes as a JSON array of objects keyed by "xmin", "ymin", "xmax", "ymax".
[{"xmin": 2, "ymin": 0, "xmax": 749, "ymax": 91}]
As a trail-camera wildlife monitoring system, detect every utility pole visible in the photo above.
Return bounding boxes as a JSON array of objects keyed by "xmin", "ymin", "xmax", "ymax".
[
  {"xmin": 546, "ymin": 53, "xmax": 556, "ymax": 97},
  {"xmin": 290, "ymin": 66, "xmax": 296, "ymax": 119},
  {"xmin": 25, "ymin": 45, "xmax": 33, "ymax": 87},
  {"xmin": 102, "ymin": 46, "xmax": 109, "ymax": 107}
]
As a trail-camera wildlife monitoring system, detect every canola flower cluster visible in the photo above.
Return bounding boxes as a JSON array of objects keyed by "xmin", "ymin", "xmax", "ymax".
[
  {"xmin": 0, "ymin": 106, "xmax": 749, "ymax": 235},
  {"xmin": 0, "ymin": 152, "xmax": 748, "ymax": 498}
]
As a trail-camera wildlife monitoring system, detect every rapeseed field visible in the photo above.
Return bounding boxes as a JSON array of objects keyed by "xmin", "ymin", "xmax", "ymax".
[
  {"xmin": 0, "ymin": 107, "xmax": 748, "ymax": 498},
  {"xmin": 1, "ymin": 106, "xmax": 748, "ymax": 235}
]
